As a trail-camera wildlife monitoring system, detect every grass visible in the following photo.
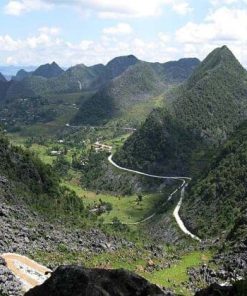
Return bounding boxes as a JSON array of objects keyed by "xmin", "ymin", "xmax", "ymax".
[
  {"xmin": 64, "ymin": 180, "xmax": 164, "ymax": 224},
  {"xmin": 143, "ymin": 251, "xmax": 212, "ymax": 295}
]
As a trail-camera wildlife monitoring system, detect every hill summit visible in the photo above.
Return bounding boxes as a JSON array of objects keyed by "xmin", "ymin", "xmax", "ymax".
[{"xmin": 33, "ymin": 61, "xmax": 64, "ymax": 78}]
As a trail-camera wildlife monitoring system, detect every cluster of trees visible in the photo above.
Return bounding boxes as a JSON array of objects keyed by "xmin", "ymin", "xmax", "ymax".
[{"xmin": 0, "ymin": 96, "xmax": 57, "ymax": 129}]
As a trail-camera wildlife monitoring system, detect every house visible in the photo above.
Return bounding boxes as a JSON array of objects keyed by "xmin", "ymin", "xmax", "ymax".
[
  {"xmin": 93, "ymin": 141, "xmax": 112, "ymax": 153},
  {"xmin": 50, "ymin": 150, "xmax": 62, "ymax": 156}
]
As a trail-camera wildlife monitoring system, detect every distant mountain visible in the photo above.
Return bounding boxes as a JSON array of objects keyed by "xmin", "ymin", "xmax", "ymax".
[
  {"xmin": 72, "ymin": 58, "xmax": 200, "ymax": 125},
  {"xmin": 0, "ymin": 73, "xmax": 6, "ymax": 82},
  {"xmin": 98, "ymin": 54, "xmax": 139, "ymax": 84},
  {"xmin": 0, "ymin": 74, "xmax": 10, "ymax": 101},
  {"xmin": 72, "ymin": 62, "xmax": 165, "ymax": 125},
  {"xmin": 32, "ymin": 62, "xmax": 64, "ymax": 78},
  {"xmin": 49, "ymin": 63, "xmax": 101, "ymax": 93},
  {"xmin": 113, "ymin": 46, "xmax": 247, "ymax": 175},
  {"xmin": 12, "ymin": 69, "xmax": 32, "ymax": 81},
  {"xmin": 50, "ymin": 55, "xmax": 140, "ymax": 93},
  {"xmin": 151, "ymin": 58, "xmax": 200, "ymax": 83},
  {"xmin": 4, "ymin": 55, "xmax": 140, "ymax": 99},
  {"xmin": 5, "ymin": 76, "xmax": 51, "ymax": 100}
]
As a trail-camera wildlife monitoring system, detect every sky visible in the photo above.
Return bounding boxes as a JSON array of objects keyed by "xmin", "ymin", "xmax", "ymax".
[{"xmin": 0, "ymin": 0, "xmax": 247, "ymax": 67}]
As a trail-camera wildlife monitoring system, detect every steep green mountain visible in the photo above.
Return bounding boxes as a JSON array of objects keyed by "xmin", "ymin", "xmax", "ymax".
[
  {"xmin": 171, "ymin": 46, "xmax": 247, "ymax": 143},
  {"xmin": 32, "ymin": 62, "xmax": 64, "ymax": 78},
  {"xmin": 72, "ymin": 58, "xmax": 200, "ymax": 125},
  {"xmin": 180, "ymin": 119, "xmax": 247, "ymax": 239},
  {"xmin": 113, "ymin": 46, "xmax": 247, "ymax": 175},
  {"xmin": 0, "ymin": 73, "xmax": 6, "ymax": 82}
]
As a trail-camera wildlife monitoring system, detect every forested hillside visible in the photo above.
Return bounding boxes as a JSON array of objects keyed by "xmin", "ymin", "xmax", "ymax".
[
  {"xmin": 181, "ymin": 119, "xmax": 247, "ymax": 238},
  {"xmin": 0, "ymin": 130, "xmax": 84, "ymax": 218},
  {"xmin": 171, "ymin": 46, "xmax": 247, "ymax": 143}
]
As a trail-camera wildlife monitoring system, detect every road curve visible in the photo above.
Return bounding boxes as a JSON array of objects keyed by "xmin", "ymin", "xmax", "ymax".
[{"xmin": 108, "ymin": 155, "xmax": 201, "ymax": 242}]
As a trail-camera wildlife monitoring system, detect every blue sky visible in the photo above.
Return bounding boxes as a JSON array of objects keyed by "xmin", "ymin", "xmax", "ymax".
[{"xmin": 0, "ymin": 0, "xmax": 247, "ymax": 67}]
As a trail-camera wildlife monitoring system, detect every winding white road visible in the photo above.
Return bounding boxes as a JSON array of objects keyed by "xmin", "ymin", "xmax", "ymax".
[{"xmin": 108, "ymin": 155, "xmax": 201, "ymax": 242}]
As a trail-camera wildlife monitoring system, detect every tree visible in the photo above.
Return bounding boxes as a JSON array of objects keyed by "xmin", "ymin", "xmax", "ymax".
[{"xmin": 137, "ymin": 194, "xmax": 143, "ymax": 205}]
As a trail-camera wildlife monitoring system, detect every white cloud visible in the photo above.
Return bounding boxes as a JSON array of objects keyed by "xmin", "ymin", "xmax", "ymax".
[
  {"xmin": 4, "ymin": 0, "xmax": 52, "ymax": 16},
  {"xmin": 158, "ymin": 32, "xmax": 171, "ymax": 43},
  {"xmin": 0, "ymin": 35, "xmax": 21, "ymax": 51},
  {"xmin": 175, "ymin": 6, "xmax": 247, "ymax": 65},
  {"xmin": 4, "ymin": 0, "xmax": 192, "ymax": 18},
  {"xmin": 1, "ymin": 5, "xmax": 247, "ymax": 68},
  {"xmin": 103, "ymin": 23, "xmax": 133, "ymax": 35},
  {"xmin": 172, "ymin": 1, "xmax": 193, "ymax": 15},
  {"xmin": 176, "ymin": 7, "xmax": 247, "ymax": 44},
  {"xmin": 0, "ymin": 26, "xmax": 179, "ymax": 66},
  {"xmin": 210, "ymin": 0, "xmax": 242, "ymax": 6},
  {"xmin": 38, "ymin": 27, "xmax": 60, "ymax": 35}
]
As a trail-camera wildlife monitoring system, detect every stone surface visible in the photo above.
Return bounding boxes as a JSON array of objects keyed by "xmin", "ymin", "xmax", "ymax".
[{"xmin": 0, "ymin": 256, "xmax": 23, "ymax": 296}]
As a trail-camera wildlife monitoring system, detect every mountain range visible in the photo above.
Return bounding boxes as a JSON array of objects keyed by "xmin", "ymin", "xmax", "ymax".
[
  {"xmin": 1, "ymin": 55, "xmax": 141, "ymax": 100},
  {"xmin": 0, "ymin": 55, "xmax": 200, "ymax": 129},
  {"xmin": 72, "ymin": 58, "xmax": 199, "ymax": 125}
]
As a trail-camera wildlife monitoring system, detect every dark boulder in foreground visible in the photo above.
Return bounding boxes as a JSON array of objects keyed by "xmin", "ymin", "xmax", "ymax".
[{"xmin": 25, "ymin": 265, "xmax": 166, "ymax": 296}]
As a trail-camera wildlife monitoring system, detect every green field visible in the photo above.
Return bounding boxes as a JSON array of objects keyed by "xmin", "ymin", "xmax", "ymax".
[{"xmin": 64, "ymin": 181, "xmax": 167, "ymax": 224}]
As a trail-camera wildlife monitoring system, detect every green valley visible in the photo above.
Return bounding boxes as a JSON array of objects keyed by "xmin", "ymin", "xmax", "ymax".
[{"xmin": 1, "ymin": 45, "xmax": 247, "ymax": 296}]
